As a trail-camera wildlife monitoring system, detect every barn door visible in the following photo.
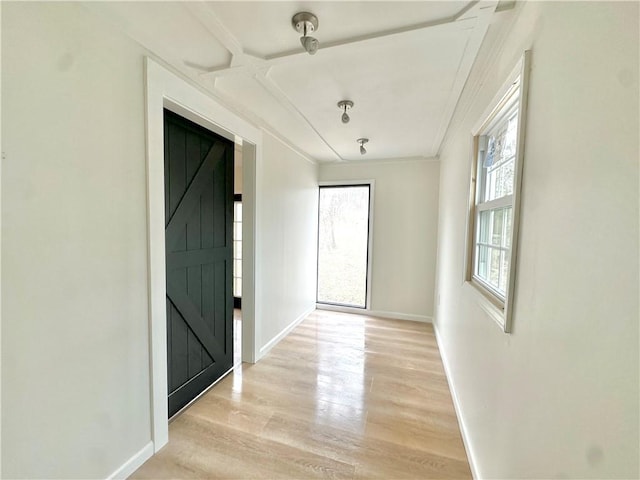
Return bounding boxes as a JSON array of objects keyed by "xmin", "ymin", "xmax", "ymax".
[{"xmin": 164, "ymin": 109, "xmax": 234, "ymax": 417}]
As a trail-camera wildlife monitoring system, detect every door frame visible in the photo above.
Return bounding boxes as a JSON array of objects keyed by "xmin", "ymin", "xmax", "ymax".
[{"xmin": 145, "ymin": 57, "xmax": 262, "ymax": 452}]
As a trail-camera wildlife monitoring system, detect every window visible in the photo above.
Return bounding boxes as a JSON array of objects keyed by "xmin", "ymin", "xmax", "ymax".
[
  {"xmin": 466, "ymin": 51, "xmax": 531, "ymax": 333},
  {"xmin": 317, "ymin": 183, "xmax": 372, "ymax": 309},
  {"xmin": 233, "ymin": 195, "xmax": 242, "ymax": 307}
]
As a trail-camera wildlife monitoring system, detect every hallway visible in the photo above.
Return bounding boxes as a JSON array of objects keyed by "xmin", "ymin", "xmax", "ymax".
[{"xmin": 132, "ymin": 310, "xmax": 471, "ymax": 479}]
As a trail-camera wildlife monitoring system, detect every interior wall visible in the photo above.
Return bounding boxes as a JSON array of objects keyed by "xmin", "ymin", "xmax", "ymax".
[
  {"xmin": 434, "ymin": 2, "xmax": 639, "ymax": 478},
  {"xmin": 257, "ymin": 134, "xmax": 319, "ymax": 353},
  {"xmin": 319, "ymin": 160, "xmax": 440, "ymax": 321},
  {"xmin": 1, "ymin": 2, "xmax": 320, "ymax": 478},
  {"xmin": 1, "ymin": 3, "xmax": 151, "ymax": 478}
]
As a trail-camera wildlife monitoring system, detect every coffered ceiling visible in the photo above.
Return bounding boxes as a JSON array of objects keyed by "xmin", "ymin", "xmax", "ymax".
[{"xmin": 83, "ymin": 1, "xmax": 513, "ymax": 162}]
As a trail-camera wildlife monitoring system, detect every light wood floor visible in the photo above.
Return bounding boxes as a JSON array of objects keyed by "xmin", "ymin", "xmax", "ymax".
[{"xmin": 132, "ymin": 310, "xmax": 471, "ymax": 479}]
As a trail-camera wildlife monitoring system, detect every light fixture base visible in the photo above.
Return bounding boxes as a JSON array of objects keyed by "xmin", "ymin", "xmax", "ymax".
[
  {"xmin": 337, "ymin": 100, "xmax": 354, "ymax": 111},
  {"xmin": 357, "ymin": 138, "xmax": 369, "ymax": 155},
  {"xmin": 292, "ymin": 12, "xmax": 318, "ymax": 34}
]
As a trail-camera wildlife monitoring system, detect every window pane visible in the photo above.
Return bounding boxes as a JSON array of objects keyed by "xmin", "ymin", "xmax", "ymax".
[
  {"xmin": 491, "ymin": 208, "xmax": 504, "ymax": 246},
  {"xmin": 489, "ymin": 247, "xmax": 501, "ymax": 290},
  {"xmin": 233, "ymin": 241, "xmax": 241, "ymax": 260},
  {"xmin": 504, "ymin": 207, "xmax": 512, "ymax": 248},
  {"xmin": 234, "ymin": 202, "xmax": 242, "ymax": 221},
  {"xmin": 499, "ymin": 250, "xmax": 509, "ymax": 293},
  {"xmin": 474, "ymin": 206, "xmax": 511, "ymax": 298},
  {"xmin": 233, "ymin": 278, "xmax": 242, "ymax": 298},
  {"xmin": 478, "ymin": 211, "xmax": 490, "ymax": 244},
  {"xmin": 484, "ymin": 159, "xmax": 514, "ymax": 202},
  {"xmin": 477, "ymin": 245, "xmax": 489, "ymax": 280},
  {"xmin": 475, "ymin": 246, "xmax": 509, "ymax": 297},
  {"xmin": 234, "ymin": 222, "xmax": 242, "ymax": 241},
  {"xmin": 504, "ymin": 115, "xmax": 518, "ymax": 159},
  {"xmin": 482, "ymin": 110, "xmax": 518, "ymax": 203},
  {"xmin": 317, "ymin": 186, "xmax": 370, "ymax": 308},
  {"xmin": 476, "ymin": 207, "xmax": 511, "ymax": 249}
]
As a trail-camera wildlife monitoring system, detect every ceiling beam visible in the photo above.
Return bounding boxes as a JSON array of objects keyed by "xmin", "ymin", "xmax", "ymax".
[
  {"xmin": 184, "ymin": 2, "xmax": 268, "ymax": 78},
  {"xmin": 254, "ymin": 72, "xmax": 344, "ymax": 161},
  {"xmin": 192, "ymin": 1, "xmax": 497, "ymax": 76},
  {"xmin": 184, "ymin": 1, "xmax": 342, "ymax": 161},
  {"xmin": 183, "ymin": 0, "xmax": 499, "ymax": 163}
]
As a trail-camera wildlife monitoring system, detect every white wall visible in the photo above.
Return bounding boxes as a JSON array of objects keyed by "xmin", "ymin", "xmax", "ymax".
[
  {"xmin": 257, "ymin": 134, "xmax": 318, "ymax": 353},
  {"xmin": 320, "ymin": 160, "xmax": 439, "ymax": 321},
  {"xmin": 434, "ymin": 2, "xmax": 639, "ymax": 479},
  {"xmin": 2, "ymin": 3, "xmax": 151, "ymax": 478},
  {"xmin": 1, "ymin": 2, "xmax": 320, "ymax": 478},
  {"xmin": 234, "ymin": 142, "xmax": 243, "ymax": 195}
]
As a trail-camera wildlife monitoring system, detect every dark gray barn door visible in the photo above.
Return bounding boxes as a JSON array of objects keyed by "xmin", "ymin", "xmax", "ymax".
[{"xmin": 164, "ymin": 109, "xmax": 234, "ymax": 417}]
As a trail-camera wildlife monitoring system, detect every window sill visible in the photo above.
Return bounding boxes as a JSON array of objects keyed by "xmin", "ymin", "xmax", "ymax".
[{"xmin": 464, "ymin": 280, "xmax": 508, "ymax": 332}]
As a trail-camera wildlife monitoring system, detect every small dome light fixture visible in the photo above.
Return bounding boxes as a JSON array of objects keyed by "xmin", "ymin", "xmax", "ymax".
[
  {"xmin": 357, "ymin": 138, "xmax": 369, "ymax": 155},
  {"xmin": 292, "ymin": 12, "xmax": 319, "ymax": 55},
  {"xmin": 337, "ymin": 100, "xmax": 354, "ymax": 124}
]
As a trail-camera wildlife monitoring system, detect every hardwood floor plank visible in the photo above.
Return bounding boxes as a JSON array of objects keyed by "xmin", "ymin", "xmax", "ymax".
[
  {"xmin": 132, "ymin": 310, "xmax": 471, "ymax": 479},
  {"xmin": 181, "ymin": 392, "xmax": 275, "ymax": 436},
  {"xmin": 171, "ymin": 414, "xmax": 356, "ymax": 479},
  {"xmin": 261, "ymin": 414, "xmax": 471, "ymax": 480}
]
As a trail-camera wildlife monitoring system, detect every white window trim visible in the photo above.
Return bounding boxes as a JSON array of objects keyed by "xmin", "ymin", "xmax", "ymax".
[{"xmin": 464, "ymin": 50, "xmax": 531, "ymax": 333}]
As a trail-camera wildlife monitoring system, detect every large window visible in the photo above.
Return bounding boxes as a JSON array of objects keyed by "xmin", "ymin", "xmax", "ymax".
[
  {"xmin": 317, "ymin": 184, "xmax": 372, "ymax": 309},
  {"xmin": 466, "ymin": 51, "xmax": 531, "ymax": 332}
]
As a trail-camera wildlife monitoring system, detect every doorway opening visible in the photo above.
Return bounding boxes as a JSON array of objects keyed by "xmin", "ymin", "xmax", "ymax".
[
  {"xmin": 317, "ymin": 183, "xmax": 373, "ymax": 309},
  {"xmin": 146, "ymin": 57, "xmax": 260, "ymax": 451}
]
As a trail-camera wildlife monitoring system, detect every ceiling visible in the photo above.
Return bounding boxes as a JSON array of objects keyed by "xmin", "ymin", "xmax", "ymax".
[{"xmin": 83, "ymin": 1, "xmax": 513, "ymax": 163}]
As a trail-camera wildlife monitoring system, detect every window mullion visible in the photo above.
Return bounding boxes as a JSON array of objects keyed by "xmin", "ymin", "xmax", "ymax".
[{"xmin": 477, "ymin": 194, "xmax": 513, "ymax": 211}]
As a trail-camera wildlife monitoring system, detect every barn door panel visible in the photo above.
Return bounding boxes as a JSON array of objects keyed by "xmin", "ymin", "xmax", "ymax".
[{"xmin": 164, "ymin": 110, "xmax": 234, "ymax": 417}]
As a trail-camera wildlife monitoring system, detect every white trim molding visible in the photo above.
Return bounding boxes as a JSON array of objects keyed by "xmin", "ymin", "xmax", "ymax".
[
  {"xmin": 258, "ymin": 305, "xmax": 315, "ymax": 359},
  {"xmin": 316, "ymin": 304, "xmax": 432, "ymax": 324},
  {"xmin": 432, "ymin": 321, "xmax": 480, "ymax": 479},
  {"xmin": 106, "ymin": 442, "xmax": 154, "ymax": 480},
  {"xmin": 144, "ymin": 57, "xmax": 262, "ymax": 452},
  {"xmin": 368, "ymin": 310, "xmax": 432, "ymax": 323},
  {"xmin": 0, "ymin": 2, "xmax": 3, "ymax": 473}
]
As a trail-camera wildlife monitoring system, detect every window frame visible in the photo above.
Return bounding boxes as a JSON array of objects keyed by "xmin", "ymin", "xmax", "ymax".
[
  {"xmin": 316, "ymin": 180, "xmax": 375, "ymax": 311},
  {"xmin": 465, "ymin": 50, "xmax": 531, "ymax": 333}
]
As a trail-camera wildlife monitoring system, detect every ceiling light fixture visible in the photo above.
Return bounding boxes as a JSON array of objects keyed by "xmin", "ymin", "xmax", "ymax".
[
  {"xmin": 357, "ymin": 138, "xmax": 369, "ymax": 155},
  {"xmin": 292, "ymin": 12, "xmax": 319, "ymax": 55},
  {"xmin": 337, "ymin": 100, "xmax": 354, "ymax": 124}
]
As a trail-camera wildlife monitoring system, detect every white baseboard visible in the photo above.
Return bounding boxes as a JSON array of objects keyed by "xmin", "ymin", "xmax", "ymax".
[
  {"xmin": 432, "ymin": 319, "xmax": 480, "ymax": 480},
  {"xmin": 368, "ymin": 309, "xmax": 432, "ymax": 323},
  {"xmin": 258, "ymin": 305, "xmax": 315, "ymax": 359},
  {"xmin": 107, "ymin": 441, "xmax": 154, "ymax": 480},
  {"xmin": 316, "ymin": 303, "xmax": 431, "ymax": 323}
]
